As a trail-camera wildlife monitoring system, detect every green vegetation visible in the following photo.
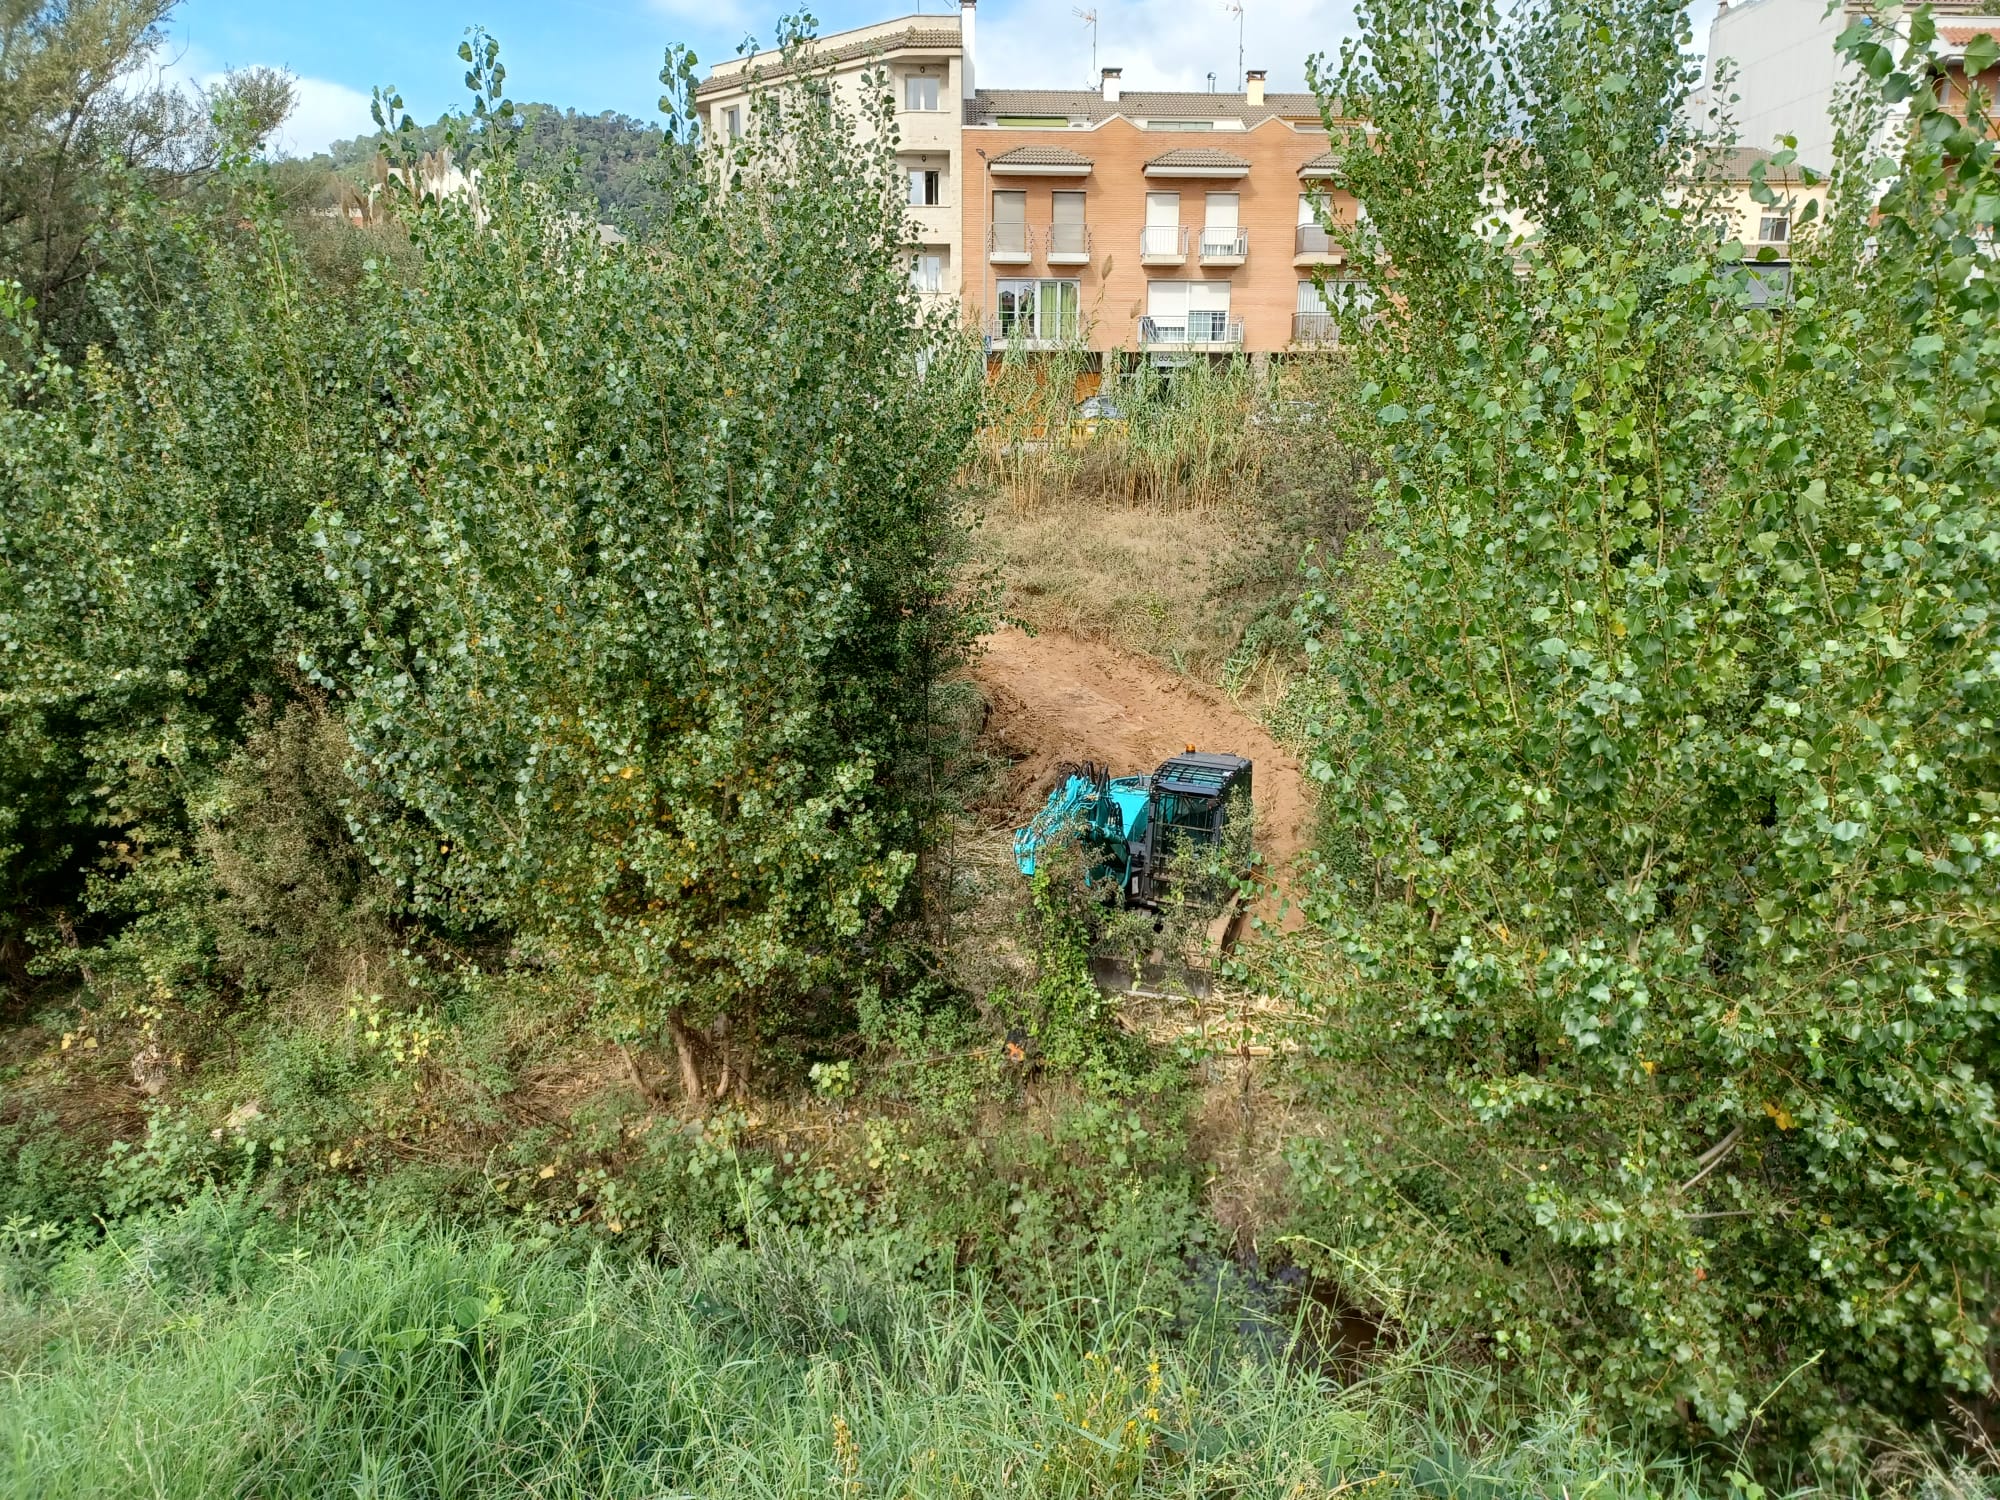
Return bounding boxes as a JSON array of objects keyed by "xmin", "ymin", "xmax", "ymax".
[
  {"xmin": 320, "ymin": 103, "xmax": 673, "ymax": 224},
  {"xmin": 3, "ymin": 0, "xmax": 1999, "ymax": 1490},
  {"xmin": 3, "ymin": 1206, "xmax": 1699, "ymax": 1500},
  {"xmin": 1274, "ymin": 0, "xmax": 2000, "ymax": 1458}
]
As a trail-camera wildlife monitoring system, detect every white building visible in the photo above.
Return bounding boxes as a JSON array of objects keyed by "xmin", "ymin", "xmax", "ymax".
[
  {"xmin": 1687, "ymin": 0, "xmax": 2000, "ymax": 173},
  {"xmin": 697, "ymin": 6, "xmax": 975, "ymax": 312}
]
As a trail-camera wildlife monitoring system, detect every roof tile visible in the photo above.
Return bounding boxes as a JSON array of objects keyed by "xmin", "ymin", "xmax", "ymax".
[
  {"xmin": 1143, "ymin": 146, "xmax": 1252, "ymax": 170},
  {"xmin": 989, "ymin": 144, "xmax": 1094, "ymax": 167}
]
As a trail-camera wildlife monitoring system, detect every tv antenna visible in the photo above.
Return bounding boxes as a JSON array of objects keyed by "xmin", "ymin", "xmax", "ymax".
[
  {"xmin": 1073, "ymin": 7, "xmax": 1097, "ymax": 83},
  {"xmin": 1223, "ymin": 0, "xmax": 1244, "ymax": 91}
]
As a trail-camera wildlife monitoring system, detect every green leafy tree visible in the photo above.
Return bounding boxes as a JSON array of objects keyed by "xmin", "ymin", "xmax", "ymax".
[
  {"xmin": 316, "ymin": 30, "xmax": 983, "ymax": 1094},
  {"xmin": 0, "ymin": 0, "xmax": 295, "ymax": 353},
  {"xmin": 0, "ymin": 127, "xmax": 367, "ymax": 995},
  {"xmin": 1282, "ymin": 0, "xmax": 2000, "ymax": 1458}
]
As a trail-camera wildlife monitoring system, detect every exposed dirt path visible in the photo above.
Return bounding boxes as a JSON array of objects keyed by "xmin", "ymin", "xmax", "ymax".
[{"xmin": 972, "ymin": 626, "xmax": 1314, "ymax": 886}]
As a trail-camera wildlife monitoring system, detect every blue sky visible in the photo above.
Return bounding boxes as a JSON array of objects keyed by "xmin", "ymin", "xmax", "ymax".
[{"xmin": 159, "ymin": 0, "xmax": 1723, "ymax": 157}]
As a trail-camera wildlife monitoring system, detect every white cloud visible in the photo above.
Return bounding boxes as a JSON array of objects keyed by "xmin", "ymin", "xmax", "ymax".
[
  {"xmin": 271, "ymin": 76, "xmax": 379, "ymax": 158},
  {"xmin": 119, "ymin": 37, "xmax": 378, "ymax": 159},
  {"xmin": 976, "ymin": 0, "xmax": 1358, "ymax": 95}
]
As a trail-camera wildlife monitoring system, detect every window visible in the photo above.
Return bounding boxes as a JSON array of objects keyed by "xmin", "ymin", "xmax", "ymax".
[
  {"xmin": 1758, "ymin": 213, "xmax": 1790, "ymax": 243},
  {"xmin": 1143, "ymin": 119, "xmax": 1216, "ymax": 130},
  {"xmin": 1146, "ymin": 280, "xmax": 1231, "ymax": 342},
  {"xmin": 908, "ymin": 168, "xmax": 941, "ymax": 207},
  {"xmin": 1744, "ymin": 261, "xmax": 1792, "ymax": 308},
  {"xmin": 911, "ymin": 253, "xmax": 945, "ymax": 294},
  {"xmin": 1323, "ymin": 277, "xmax": 1376, "ymax": 312},
  {"xmin": 991, "ymin": 190, "xmax": 1028, "ymax": 255},
  {"xmin": 904, "ymin": 75, "xmax": 940, "ymax": 111},
  {"xmin": 996, "ymin": 278, "xmax": 1080, "ymax": 340},
  {"xmin": 996, "ymin": 115, "xmax": 1071, "ymax": 127},
  {"xmin": 722, "ymin": 105, "xmax": 741, "ymax": 140},
  {"xmin": 1050, "ymin": 191, "xmax": 1087, "ymax": 255},
  {"xmin": 1142, "ymin": 192, "xmax": 1181, "ymax": 256},
  {"xmin": 1202, "ymin": 192, "xmax": 1240, "ymax": 255},
  {"xmin": 1297, "ymin": 192, "xmax": 1332, "ymax": 255}
]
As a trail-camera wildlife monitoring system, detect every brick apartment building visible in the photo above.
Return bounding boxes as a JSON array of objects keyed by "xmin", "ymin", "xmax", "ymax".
[
  {"xmin": 963, "ymin": 71, "xmax": 1366, "ymax": 359},
  {"xmin": 696, "ymin": 2, "xmax": 1367, "ymax": 363}
]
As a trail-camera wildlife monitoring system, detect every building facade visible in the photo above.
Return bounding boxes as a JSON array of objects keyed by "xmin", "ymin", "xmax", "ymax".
[
  {"xmin": 962, "ymin": 73, "xmax": 1365, "ymax": 359},
  {"xmin": 696, "ymin": 10, "xmax": 972, "ymax": 314},
  {"xmin": 696, "ymin": 4, "xmax": 1366, "ymax": 358},
  {"xmin": 1686, "ymin": 0, "xmax": 1997, "ymax": 173}
]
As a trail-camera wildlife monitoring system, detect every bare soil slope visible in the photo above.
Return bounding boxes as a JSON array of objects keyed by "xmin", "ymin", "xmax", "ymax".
[{"xmin": 973, "ymin": 626, "xmax": 1313, "ymax": 881}]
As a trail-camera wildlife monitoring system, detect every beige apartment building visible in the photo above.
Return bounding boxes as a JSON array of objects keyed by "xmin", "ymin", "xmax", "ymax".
[{"xmin": 696, "ymin": 9, "xmax": 973, "ymax": 315}]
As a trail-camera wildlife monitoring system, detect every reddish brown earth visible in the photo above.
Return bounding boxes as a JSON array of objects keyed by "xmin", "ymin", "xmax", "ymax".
[{"xmin": 971, "ymin": 626, "xmax": 1314, "ymax": 887}]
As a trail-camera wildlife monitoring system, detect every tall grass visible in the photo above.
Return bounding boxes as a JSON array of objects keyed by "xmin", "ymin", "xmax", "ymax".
[
  {"xmin": 0, "ymin": 1204, "xmax": 1695, "ymax": 1499},
  {"xmin": 976, "ymin": 347, "xmax": 1265, "ymax": 513}
]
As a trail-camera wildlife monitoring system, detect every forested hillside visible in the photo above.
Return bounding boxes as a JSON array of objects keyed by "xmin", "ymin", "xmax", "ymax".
[
  {"xmin": 319, "ymin": 102, "xmax": 671, "ymax": 221},
  {"xmin": 2, "ymin": 0, "xmax": 1997, "ymax": 1495}
]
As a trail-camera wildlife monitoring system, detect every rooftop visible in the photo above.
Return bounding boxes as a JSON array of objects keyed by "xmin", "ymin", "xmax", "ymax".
[
  {"xmin": 987, "ymin": 144, "xmax": 1095, "ymax": 168},
  {"xmin": 967, "ymin": 88, "xmax": 1335, "ymax": 126},
  {"xmin": 1143, "ymin": 147, "xmax": 1252, "ymax": 172},
  {"xmin": 698, "ymin": 18, "xmax": 960, "ymax": 96}
]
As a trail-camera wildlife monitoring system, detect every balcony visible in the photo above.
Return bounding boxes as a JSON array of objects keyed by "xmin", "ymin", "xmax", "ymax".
[
  {"xmin": 1139, "ymin": 224, "xmax": 1188, "ymax": 267},
  {"xmin": 1199, "ymin": 227, "xmax": 1247, "ymax": 266},
  {"xmin": 1046, "ymin": 221, "xmax": 1092, "ymax": 266},
  {"xmin": 1139, "ymin": 314, "xmax": 1243, "ymax": 350},
  {"xmin": 984, "ymin": 314, "xmax": 1083, "ymax": 351},
  {"xmin": 988, "ymin": 222, "xmax": 1033, "ymax": 265},
  {"xmin": 1293, "ymin": 222, "xmax": 1341, "ymax": 266},
  {"xmin": 1291, "ymin": 311, "xmax": 1339, "ymax": 345}
]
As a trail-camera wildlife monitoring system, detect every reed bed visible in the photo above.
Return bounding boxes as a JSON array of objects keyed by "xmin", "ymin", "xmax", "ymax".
[{"xmin": 974, "ymin": 345, "xmax": 1266, "ymax": 514}]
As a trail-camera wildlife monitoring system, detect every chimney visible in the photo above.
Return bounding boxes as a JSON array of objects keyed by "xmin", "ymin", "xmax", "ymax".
[
  {"xmin": 960, "ymin": 0, "xmax": 977, "ymax": 100},
  {"xmin": 1101, "ymin": 66, "xmax": 1122, "ymax": 104},
  {"xmin": 1245, "ymin": 69, "xmax": 1266, "ymax": 107}
]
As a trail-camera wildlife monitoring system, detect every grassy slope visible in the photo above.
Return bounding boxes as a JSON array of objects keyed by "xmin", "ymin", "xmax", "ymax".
[{"xmin": 1, "ymin": 1204, "xmax": 1684, "ymax": 1500}]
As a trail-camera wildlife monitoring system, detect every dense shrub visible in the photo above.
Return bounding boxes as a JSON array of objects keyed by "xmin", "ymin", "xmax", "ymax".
[
  {"xmin": 316, "ymin": 38, "xmax": 983, "ymax": 1087},
  {"xmin": 1277, "ymin": 0, "xmax": 2000, "ymax": 1457},
  {"xmin": 2, "ymin": 33, "xmax": 983, "ymax": 1092},
  {"xmin": 0, "ymin": 148, "xmax": 369, "ymax": 998}
]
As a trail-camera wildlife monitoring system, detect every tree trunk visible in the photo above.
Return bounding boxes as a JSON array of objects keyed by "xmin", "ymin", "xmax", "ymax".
[{"xmin": 664, "ymin": 1010, "xmax": 704, "ymax": 1107}]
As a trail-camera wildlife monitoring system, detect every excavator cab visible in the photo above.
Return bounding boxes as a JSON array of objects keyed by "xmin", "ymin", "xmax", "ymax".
[{"xmin": 1014, "ymin": 750, "xmax": 1252, "ymax": 908}]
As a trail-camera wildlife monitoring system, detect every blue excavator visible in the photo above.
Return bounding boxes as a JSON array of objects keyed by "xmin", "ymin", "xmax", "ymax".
[{"xmin": 1014, "ymin": 750, "xmax": 1253, "ymax": 906}]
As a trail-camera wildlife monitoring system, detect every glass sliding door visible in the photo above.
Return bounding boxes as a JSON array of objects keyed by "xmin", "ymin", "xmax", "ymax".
[
  {"xmin": 1187, "ymin": 281, "xmax": 1231, "ymax": 342},
  {"xmin": 1050, "ymin": 191, "xmax": 1087, "ymax": 258},
  {"xmin": 1036, "ymin": 279, "xmax": 1079, "ymax": 341},
  {"xmin": 997, "ymin": 278, "xmax": 1080, "ymax": 341},
  {"xmin": 1202, "ymin": 192, "xmax": 1240, "ymax": 256}
]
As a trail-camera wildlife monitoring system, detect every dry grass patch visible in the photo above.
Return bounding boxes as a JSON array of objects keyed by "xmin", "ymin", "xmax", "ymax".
[{"xmin": 978, "ymin": 494, "xmax": 1248, "ymax": 677}]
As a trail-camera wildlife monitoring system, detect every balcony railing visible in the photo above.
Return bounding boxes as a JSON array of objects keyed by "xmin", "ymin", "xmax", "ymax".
[
  {"xmin": 1198, "ymin": 227, "xmax": 1248, "ymax": 263},
  {"xmin": 988, "ymin": 222, "xmax": 1032, "ymax": 263},
  {"xmin": 1139, "ymin": 314, "xmax": 1243, "ymax": 348},
  {"xmin": 1047, "ymin": 221, "xmax": 1092, "ymax": 263},
  {"xmin": 1291, "ymin": 311, "xmax": 1339, "ymax": 345},
  {"xmin": 1139, "ymin": 225, "xmax": 1189, "ymax": 263},
  {"xmin": 1294, "ymin": 222, "xmax": 1336, "ymax": 259},
  {"xmin": 985, "ymin": 314, "xmax": 1083, "ymax": 348}
]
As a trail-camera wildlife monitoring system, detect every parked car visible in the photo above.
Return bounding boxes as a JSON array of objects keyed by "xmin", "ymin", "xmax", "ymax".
[{"xmin": 1068, "ymin": 394, "xmax": 1128, "ymax": 443}]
